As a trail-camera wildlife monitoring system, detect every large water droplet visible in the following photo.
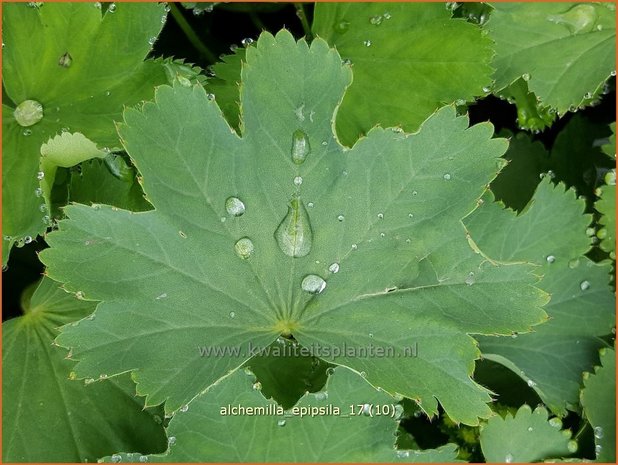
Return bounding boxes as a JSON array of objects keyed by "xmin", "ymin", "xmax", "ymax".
[
  {"xmin": 14, "ymin": 100, "xmax": 44, "ymax": 127},
  {"xmin": 547, "ymin": 4, "xmax": 598, "ymax": 34},
  {"xmin": 301, "ymin": 274, "xmax": 326, "ymax": 294},
  {"xmin": 225, "ymin": 196, "xmax": 245, "ymax": 217},
  {"xmin": 274, "ymin": 198, "xmax": 313, "ymax": 258},
  {"xmin": 549, "ymin": 417, "xmax": 562, "ymax": 429},
  {"xmin": 234, "ymin": 237, "xmax": 254, "ymax": 259},
  {"xmin": 567, "ymin": 440, "xmax": 578, "ymax": 453},
  {"xmin": 291, "ymin": 129, "xmax": 310, "ymax": 164}
]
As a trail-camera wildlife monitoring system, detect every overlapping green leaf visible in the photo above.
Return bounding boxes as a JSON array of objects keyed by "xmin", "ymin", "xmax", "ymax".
[
  {"xmin": 2, "ymin": 2, "xmax": 168, "ymax": 263},
  {"xmin": 488, "ymin": 2, "xmax": 616, "ymax": 115},
  {"xmin": 480, "ymin": 405, "xmax": 575, "ymax": 463},
  {"xmin": 2, "ymin": 277, "xmax": 166, "ymax": 462},
  {"xmin": 580, "ymin": 347, "xmax": 616, "ymax": 462},
  {"xmin": 465, "ymin": 179, "xmax": 615, "ymax": 414},
  {"xmin": 312, "ymin": 2, "xmax": 493, "ymax": 146},
  {"xmin": 42, "ymin": 30, "xmax": 547, "ymax": 426},
  {"xmin": 101, "ymin": 367, "xmax": 458, "ymax": 463},
  {"xmin": 596, "ymin": 184, "xmax": 616, "ymax": 255}
]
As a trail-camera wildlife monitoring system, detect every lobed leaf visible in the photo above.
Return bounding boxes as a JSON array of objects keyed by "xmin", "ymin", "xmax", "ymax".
[{"xmin": 42, "ymin": 30, "xmax": 547, "ymax": 426}]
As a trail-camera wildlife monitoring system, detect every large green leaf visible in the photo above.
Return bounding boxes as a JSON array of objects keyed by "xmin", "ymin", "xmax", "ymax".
[
  {"xmin": 101, "ymin": 367, "xmax": 459, "ymax": 462},
  {"xmin": 480, "ymin": 405, "xmax": 576, "ymax": 463},
  {"xmin": 488, "ymin": 2, "xmax": 616, "ymax": 115},
  {"xmin": 465, "ymin": 179, "xmax": 615, "ymax": 414},
  {"xmin": 1, "ymin": 2, "xmax": 168, "ymax": 263},
  {"xmin": 580, "ymin": 347, "xmax": 616, "ymax": 462},
  {"xmin": 312, "ymin": 2, "xmax": 493, "ymax": 146},
  {"xmin": 42, "ymin": 30, "xmax": 547, "ymax": 426},
  {"xmin": 2, "ymin": 277, "xmax": 166, "ymax": 462}
]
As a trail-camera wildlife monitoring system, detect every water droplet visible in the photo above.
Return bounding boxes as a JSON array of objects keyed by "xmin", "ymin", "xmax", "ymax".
[
  {"xmin": 291, "ymin": 129, "xmax": 311, "ymax": 164},
  {"xmin": 360, "ymin": 371, "xmax": 367, "ymax": 378},
  {"xmin": 23, "ymin": 129, "xmax": 33, "ymax": 136},
  {"xmin": 225, "ymin": 196, "xmax": 245, "ymax": 217},
  {"xmin": 148, "ymin": 37, "xmax": 156, "ymax": 46},
  {"xmin": 370, "ymin": 15, "xmax": 382, "ymax": 25},
  {"xmin": 380, "ymin": 232, "xmax": 386, "ymax": 238},
  {"xmin": 307, "ymin": 202, "xmax": 314, "ymax": 208},
  {"xmin": 328, "ymin": 263, "xmax": 340, "ymax": 274},
  {"xmin": 252, "ymin": 382, "xmax": 262, "ymax": 390},
  {"xmin": 465, "ymin": 272, "xmax": 475, "ymax": 286},
  {"xmin": 351, "ymin": 244, "xmax": 358, "ymax": 250},
  {"xmin": 363, "ymin": 39, "xmax": 372, "ymax": 47},
  {"xmin": 527, "ymin": 426, "xmax": 533, "ymax": 432},
  {"xmin": 612, "ymin": 70, "xmax": 617, "ymax": 77},
  {"xmin": 522, "ymin": 73, "xmax": 531, "ymax": 81},
  {"xmin": 443, "ymin": 173, "xmax": 451, "ymax": 180},
  {"xmin": 24, "ymin": 236, "xmax": 33, "ymax": 244},
  {"xmin": 277, "ymin": 419, "xmax": 286, "ymax": 427},
  {"xmin": 595, "ymin": 444, "xmax": 603, "ymax": 455},
  {"xmin": 168, "ymin": 436, "xmax": 176, "ymax": 446},
  {"xmin": 383, "ymin": 11, "xmax": 392, "ymax": 19},
  {"xmin": 335, "ymin": 20, "xmax": 350, "ymax": 33},
  {"xmin": 527, "ymin": 379, "xmax": 537, "ymax": 387},
  {"xmin": 566, "ymin": 440, "xmax": 577, "ymax": 453},
  {"xmin": 580, "ymin": 280, "xmax": 590, "ymax": 291},
  {"xmin": 275, "ymin": 198, "xmax": 313, "ymax": 258},
  {"xmin": 505, "ymin": 453, "xmax": 514, "ymax": 463},
  {"xmin": 549, "ymin": 417, "xmax": 562, "ymax": 428},
  {"xmin": 568, "ymin": 258, "xmax": 580, "ymax": 269},
  {"xmin": 594, "ymin": 426, "xmax": 604, "ymax": 439},
  {"xmin": 482, "ymin": 86, "xmax": 491, "ymax": 93},
  {"xmin": 546, "ymin": 255, "xmax": 556, "ymax": 264},
  {"xmin": 547, "ymin": 169, "xmax": 556, "ymax": 179},
  {"xmin": 107, "ymin": 2, "xmax": 116, "ymax": 13},
  {"xmin": 511, "ymin": 332, "xmax": 518, "ymax": 338},
  {"xmin": 37, "ymin": 171, "xmax": 45, "ymax": 180},
  {"xmin": 241, "ymin": 37, "xmax": 254, "ymax": 47},
  {"xmin": 155, "ymin": 293, "xmax": 167, "ymax": 300},
  {"xmin": 294, "ymin": 103, "xmax": 305, "ymax": 122},
  {"xmin": 301, "ymin": 274, "xmax": 326, "ymax": 294},
  {"xmin": 178, "ymin": 231, "xmax": 187, "ymax": 239},
  {"xmin": 111, "ymin": 454, "xmax": 122, "ymax": 463},
  {"xmin": 604, "ymin": 169, "xmax": 616, "ymax": 186},
  {"xmin": 377, "ymin": 213, "xmax": 384, "ymax": 219},
  {"xmin": 234, "ymin": 237, "xmax": 254, "ymax": 259},
  {"xmin": 139, "ymin": 456, "xmax": 149, "ymax": 463},
  {"xmin": 315, "ymin": 391, "xmax": 328, "ymax": 400},
  {"xmin": 547, "ymin": 4, "xmax": 599, "ymax": 34},
  {"xmin": 293, "ymin": 176, "xmax": 303, "ymax": 187},
  {"xmin": 229, "ymin": 311, "xmax": 236, "ymax": 319},
  {"xmin": 58, "ymin": 52, "xmax": 72, "ymax": 68},
  {"xmin": 337, "ymin": 214, "xmax": 345, "ymax": 222}
]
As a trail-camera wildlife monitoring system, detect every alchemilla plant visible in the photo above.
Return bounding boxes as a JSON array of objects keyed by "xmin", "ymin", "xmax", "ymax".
[{"xmin": 2, "ymin": 2, "xmax": 616, "ymax": 463}]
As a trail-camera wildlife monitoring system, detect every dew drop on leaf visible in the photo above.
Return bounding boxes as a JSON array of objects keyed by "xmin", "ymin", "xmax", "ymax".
[
  {"xmin": 337, "ymin": 214, "xmax": 345, "ymax": 222},
  {"xmin": 274, "ymin": 198, "xmax": 313, "ymax": 257},
  {"xmin": 547, "ymin": 4, "xmax": 598, "ymax": 34},
  {"xmin": 252, "ymin": 382, "xmax": 262, "ymax": 390},
  {"xmin": 138, "ymin": 456, "xmax": 149, "ymax": 463},
  {"xmin": 377, "ymin": 213, "xmax": 384, "ymax": 219},
  {"xmin": 58, "ymin": 52, "xmax": 72, "ymax": 68},
  {"xmin": 335, "ymin": 20, "xmax": 350, "ymax": 34},
  {"xmin": 527, "ymin": 379, "xmax": 537, "ymax": 387},
  {"xmin": 234, "ymin": 237, "xmax": 254, "ymax": 260},
  {"xmin": 301, "ymin": 274, "xmax": 326, "ymax": 294},
  {"xmin": 293, "ymin": 176, "xmax": 303, "ymax": 187},
  {"xmin": 111, "ymin": 454, "xmax": 121, "ymax": 463},
  {"xmin": 549, "ymin": 417, "xmax": 562, "ymax": 428},
  {"xmin": 369, "ymin": 15, "xmax": 382, "ymax": 25},
  {"xmin": 546, "ymin": 255, "xmax": 556, "ymax": 264},
  {"xmin": 277, "ymin": 419, "xmax": 286, "ymax": 427},
  {"xmin": 594, "ymin": 426, "xmax": 604, "ymax": 439},
  {"xmin": 225, "ymin": 196, "xmax": 246, "ymax": 217},
  {"xmin": 229, "ymin": 311, "xmax": 236, "ymax": 319},
  {"xmin": 37, "ymin": 171, "xmax": 45, "ymax": 180},
  {"xmin": 363, "ymin": 39, "xmax": 372, "ymax": 47},
  {"xmin": 107, "ymin": 2, "xmax": 116, "ymax": 13},
  {"xmin": 23, "ymin": 129, "xmax": 33, "ymax": 136},
  {"xmin": 148, "ymin": 37, "xmax": 156, "ymax": 46},
  {"xmin": 328, "ymin": 263, "xmax": 340, "ymax": 274},
  {"xmin": 315, "ymin": 391, "xmax": 328, "ymax": 400},
  {"xmin": 567, "ymin": 440, "xmax": 578, "ymax": 453},
  {"xmin": 527, "ymin": 426, "xmax": 533, "ymax": 432},
  {"xmin": 580, "ymin": 280, "xmax": 590, "ymax": 291},
  {"xmin": 595, "ymin": 444, "xmax": 603, "ymax": 455},
  {"xmin": 24, "ymin": 236, "xmax": 33, "ymax": 244},
  {"xmin": 465, "ymin": 272, "xmax": 475, "ymax": 286},
  {"xmin": 396, "ymin": 451, "xmax": 410, "ymax": 458},
  {"xmin": 505, "ymin": 453, "xmax": 514, "ymax": 463},
  {"xmin": 291, "ymin": 129, "xmax": 311, "ymax": 164},
  {"xmin": 34, "ymin": 187, "xmax": 43, "ymax": 197},
  {"xmin": 443, "ymin": 173, "xmax": 452, "ymax": 180},
  {"xmin": 168, "ymin": 436, "xmax": 177, "ymax": 446}
]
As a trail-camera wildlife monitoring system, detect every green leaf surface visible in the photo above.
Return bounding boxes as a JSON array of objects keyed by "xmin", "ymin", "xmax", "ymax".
[
  {"xmin": 1, "ymin": 2, "xmax": 168, "ymax": 262},
  {"xmin": 2, "ymin": 277, "xmax": 166, "ymax": 462},
  {"xmin": 580, "ymin": 347, "xmax": 616, "ymax": 462},
  {"xmin": 488, "ymin": 2, "xmax": 616, "ymax": 115},
  {"xmin": 204, "ymin": 49, "xmax": 245, "ymax": 131},
  {"xmin": 596, "ymin": 184, "xmax": 616, "ymax": 255},
  {"xmin": 42, "ymin": 30, "xmax": 547, "ymax": 426},
  {"xmin": 312, "ymin": 2, "xmax": 493, "ymax": 146},
  {"xmin": 69, "ymin": 158, "xmax": 152, "ymax": 212},
  {"xmin": 465, "ymin": 179, "xmax": 615, "ymax": 414},
  {"xmin": 490, "ymin": 131, "xmax": 550, "ymax": 212},
  {"xmin": 101, "ymin": 367, "xmax": 458, "ymax": 463},
  {"xmin": 497, "ymin": 79, "xmax": 556, "ymax": 133},
  {"xmin": 480, "ymin": 405, "xmax": 575, "ymax": 463},
  {"xmin": 602, "ymin": 122, "xmax": 616, "ymax": 158}
]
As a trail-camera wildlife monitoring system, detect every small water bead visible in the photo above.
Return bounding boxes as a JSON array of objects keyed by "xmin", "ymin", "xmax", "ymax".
[
  {"xmin": 293, "ymin": 176, "xmax": 303, "ymax": 187},
  {"xmin": 291, "ymin": 129, "xmax": 311, "ymax": 165},
  {"xmin": 111, "ymin": 454, "xmax": 122, "ymax": 463},
  {"xmin": 328, "ymin": 263, "xmax": 340, "ymax": 274},
  {"xmin": 548, "ymin": 417, "xmax": 562, "ymax": 428},
  {"xmin": 139, "ymin": 456, "xmax": 149, "ymax": 463},
  {"xmin": 377, "ymin": 213, "xmax": 384, "ymax": 219},
  {"xmin": 148, "ymin": 37, "xmax": 156, "ymax": 46},
  {"xmin": 225, "ymin": 196, "xmax": 245, "ymax": 217},
  {"xmin": 363, "ymin": 40, "xmax": 372, "ymax": 47},
  {"xmin": 107, "ymin": 3, "xmax": 116, "ymax": 13},
  {"xmin": 612, "ymin": 70, "xmax": 617, "ymax": 77},
  {"xmin": 595, "ymin": 444, "xmax": 603, "ymax": 455},
  {"xmin": 23, "ymin": 129, "xmax": 33, "ymax": 136},
  {"xmin": 206, "ymin": 93, "xmax": 215, "ymax": 101},
  {"xmin": 604, "ymin": 169, "xmax": 616, "ymax": 186},
  {"xmin": 522, "ymin": 73, "xmax": 531, "ymax": 81},
  {"xmin": 252, "ymin": 381, "xmax": 262, "ymax": 391},
  {"xmin": 230, "ymin": 43, "xmax": 239, "ymax": 52},
  {"xmin": 94, "ymin": 2, "xmax": 102, "ymax": 9},
  {"xmin": 342, "ymin": 58, "xmax": 352, "ymax": 66},
  {"xmin": 567, "ymin": 440, "xmax": 578, "ymax": 453},
  {"xmin": 156, "ymin": 293, "xmax": 167, "ymax": 300},
  {"xmin": 234, "ymin": 237, "xmax": 254, "ymax": 259},
  {"xmin": 314, "ymin": 391, "xmax": 328, "ymax": 401},
  {"xmin": 443, "ymin": 173, "xmax": 451, "ymax": 181},
  {"xmin": 337, "ymin": 214, "xmax": 345, "ymax": 222},
  {"xmin": 370, "ymin": 15, "xmax": 383, "ymax": 25},
  {"xmin": 277, "ymin": 419, "xmax": 286, "ymax": 427},
  {"xmin": 351, "ymin": 244, "xmax": 358, "ymax": 250},
  {"xmin": 307, "ymin": 202, "xmax": 314, "ymax": 208},
  {"xmin": 380, "ymin": 232, "xmax": 386, "ymax": 238},
  {"xmin": 37, "ymin": 171, "xmax": 45, "ymax": 180},
  {"xmin": 527, "ymin": 379, "xmax": 537, "ymax": 387},
  {"xmin": 241, "ymin": 37, "xmax": 254, "ymax": 47},
  {"xmin": 168, "ymin": 436, "xmax": 177, "ymax": 446},
  {"xmin": 547, "ymin": 4, "xmax": 599, "ymax": 34},
  {"xmin": 465, "ymin": 272, "xmax": 475, "ymax": 286},
  {"xmin": 58, "ymin": 52, "xmax": 72, "ymax": 68},
  {"xmin": 505, "ymin": 453, "xmax": 514, "ymax": 463},
  {"xmin": 527, "ymin": 426, "xmax": 534, "ymax": 432},
  {"xmin": 23, "ymin": 236, "xmax": 33, "ymax": 244},
  {"xmin": 594, "ymin": 426, "xmax": 604, "ymax": 439},
  {"xmin": 229, "ymin": 311, "xmax": 236, "ymax": 319},
  {"xmin": 580, "ymin": 280, "xmax": 590, "ymax": 291},
  {"xmin": 360, "ymin": 371, "xmax": 367, "ymax": 378},
  {"xmin": 178, "ymin": 230, "xmax": 187, "ymax": 239},
  {"xmin": 546, "ymin": 255, "xmax": 556, "ymax": 264},
  {"xmin": 301, "ymin": 274, "xmax": 326, "ymax": 294}
]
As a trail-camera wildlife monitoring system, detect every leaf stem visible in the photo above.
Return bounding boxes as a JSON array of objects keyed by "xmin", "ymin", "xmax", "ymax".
[
  {"xmin": 169, "ymin": 3, "xmax": 217, "ymax": 63},
  {"xmin": 294, "ymin": 3, "xmax": 312, "ymax": 39}
]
